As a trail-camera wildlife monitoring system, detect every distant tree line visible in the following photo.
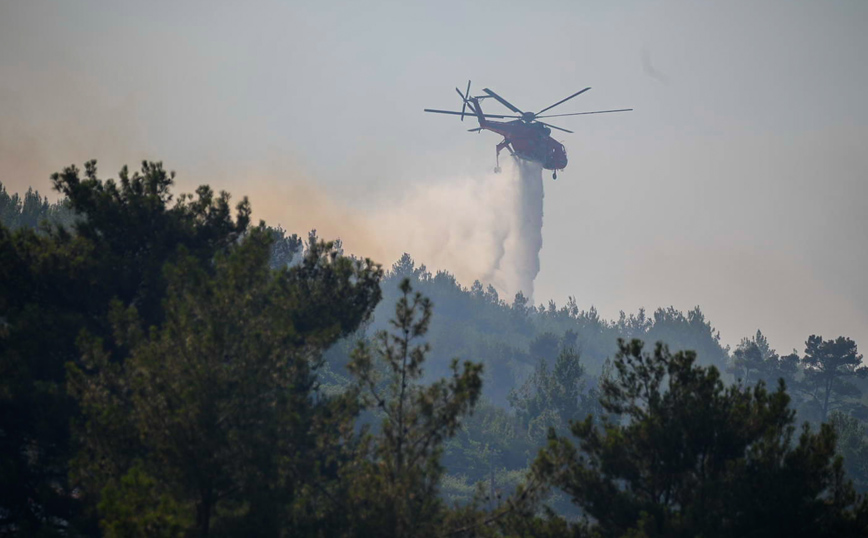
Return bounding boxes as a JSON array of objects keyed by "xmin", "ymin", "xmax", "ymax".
[
  {"xmin": 0, "ymin": 181, "xmax": 76, "ymax": 230},
  {"xmin": 1, "ymin": 163, "xmax": 867, "ymax": 537},
  {"xmin": 359, "ymin": 253, "xmax": 868, "ymax": 509}
]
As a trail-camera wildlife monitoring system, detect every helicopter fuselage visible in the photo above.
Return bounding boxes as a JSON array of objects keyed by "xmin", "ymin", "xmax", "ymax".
[{"xmin": 476, "ymin": 118, "xmax": 568, "ymax": 172}]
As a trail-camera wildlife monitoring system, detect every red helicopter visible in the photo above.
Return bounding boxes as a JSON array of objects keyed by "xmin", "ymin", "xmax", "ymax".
[{"xmin": 425, "ymin": 81, "xmax": 632, "ymax": 179}]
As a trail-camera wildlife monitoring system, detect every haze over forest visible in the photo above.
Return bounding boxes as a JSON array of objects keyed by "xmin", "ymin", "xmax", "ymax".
[
  {"xmin": 3, "ymin": 1, "xmax": 868, "ymax": 537},
  {"xmin": 2, "ymin": 0, "xmax": 867, "ymax": 353}
]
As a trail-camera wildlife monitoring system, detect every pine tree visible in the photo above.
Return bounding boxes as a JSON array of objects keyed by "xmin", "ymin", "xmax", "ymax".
[
  {"xmin": 799, "ymin": 335, "xmax": 867, "ymax": 421},
  {"xmin": 347, "ymin": 278, "xmax": 483, "ymax": 538},
  {"xmin": 69, "ymin": 230, "xmax": 382, "ymax": 537},
  {"xmin": 534, "ymin": 339, "xmax": 868, "ymax": 538}
]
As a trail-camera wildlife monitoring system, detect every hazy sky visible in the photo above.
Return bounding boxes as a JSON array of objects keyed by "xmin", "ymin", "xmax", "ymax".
[{"xmin": 1, "ymin": 0, "xmax": 866, "ymax": 354}]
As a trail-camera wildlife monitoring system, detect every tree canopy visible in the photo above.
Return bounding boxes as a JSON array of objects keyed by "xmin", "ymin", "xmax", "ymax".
[
  {"xmin": 534, "ymin": 339, "xmax": 868, "ymax": 537},
  {"xmin": 2, "ymin": 166, "xmax": 867, "ymax": 537}
]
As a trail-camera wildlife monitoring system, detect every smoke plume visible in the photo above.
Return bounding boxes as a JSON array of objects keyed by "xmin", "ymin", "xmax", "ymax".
[
  {"xmin": 248, "ymin": 158, "xmax": 546, "ymax": 302},
  {"xmin": 0, "ymin": 71, "xmax": 547, "ymax": 302}
]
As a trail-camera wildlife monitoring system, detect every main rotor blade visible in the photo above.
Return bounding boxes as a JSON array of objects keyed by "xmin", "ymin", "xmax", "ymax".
[
  {"xmin": 538, "ymin": 121, "xmax": 573, "ymax": 134},
  {"xmin": 536, "ymin": 108, "xmax": 633, "ymax": 118},
  {"xmin": 482, "ymin": 88, "xmax": 523, "ymax": 114},
  {"xmin": 424, "ymin": 108, "xmax": 517, "ymax": 119},
  {"xmin": 535, "ymin": 87, "xmax": 591, "ymax": 116}
]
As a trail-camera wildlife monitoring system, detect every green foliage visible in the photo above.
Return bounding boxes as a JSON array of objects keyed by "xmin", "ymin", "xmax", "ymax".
[
  {"xmin": 98, "ymin": 463, "xmax": 190, "ymax": 538},
  {"xmin": 347, "ymin": 278, "xmax": 484, "ymax": 537},
  {"xmin": 5, "ymin": 168, "xmax": 868, "ymax": 537},
  {"xmin": 0, "ymin": 161, "xmax": 251, "ymax": 535},
  {"xmin": 266, "ymin": 225, "xmax": 303, "ymax": 269},
  {"xmin": 798, "ymin": 335, "xmax": 867, "ymax": 421},
  {"xmin": 534, "ymin": 339, "xmax": 868, "ymax": 537},
  {"xmin": 0, "ymin": 181, "xmax": 76, "ymax": 230},
  {"xmin": 371, "ymin": 255, "xmax": 731, "ymax": 409},
  {"xmin": 0, "ymin": 226, "xmax": 95, "ymax": 536},
  {"xmin": 52, "ymin": 160, "xmax": 252, "ymax": 326},
  {"xmin": 350, "ymin": 255, "xmax": 737, "ymax": 526},
  {"xmin": 509, "ymin": 346, "xmax": 602, "ymax": 444},
  {"xmin": 830, "ymin": 412, "xmax": 868, "ymax": 493},
  {"xmin": 443, "ymin": 401, "xmax": 532, "ymax": 490},
  {"xmin": 728, "ymin": 329, "xmax": 798, "ymax": 388},
  {"xmin": 642, "ymin": 306, "xmax": 727, "ymax": 369},
  {"xmin": 69, "ymin": 229, "xmax": 382, "ymax": 537}
]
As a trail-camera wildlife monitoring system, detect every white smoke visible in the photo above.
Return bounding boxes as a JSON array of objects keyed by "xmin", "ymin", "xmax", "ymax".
[
  {"xmin": 371, "ymin": 158, "xmax": 545, "ymax": 301},
  {"xmin": 246, "ymin": 157, "xmax": 546, "ymax": 302}
]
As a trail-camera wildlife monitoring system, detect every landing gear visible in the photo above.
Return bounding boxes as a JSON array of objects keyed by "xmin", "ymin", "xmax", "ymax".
[
  {"xmin": 494, "ymin": 166, "xmax": 501, "ymax": 174},
  {"xmin": 552, "ymin": 171, "xmax": 557, "ymax": 180}
]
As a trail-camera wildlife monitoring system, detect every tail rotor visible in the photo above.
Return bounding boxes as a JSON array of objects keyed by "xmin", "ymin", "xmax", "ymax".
[{"xmin": 454, "ymin": 80, "xmax": 471, "ymax": 121}]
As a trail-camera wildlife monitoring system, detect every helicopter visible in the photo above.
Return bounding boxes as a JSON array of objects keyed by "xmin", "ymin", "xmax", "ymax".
[{"xmin": 424, "ymin": 81, "xmax": 632, "ymax": 179}]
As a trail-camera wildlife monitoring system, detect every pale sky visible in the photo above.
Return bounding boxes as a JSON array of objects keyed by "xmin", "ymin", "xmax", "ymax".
[{"xmin": 1, "ymin": 0, "xmax": 866, "ymax": 354}]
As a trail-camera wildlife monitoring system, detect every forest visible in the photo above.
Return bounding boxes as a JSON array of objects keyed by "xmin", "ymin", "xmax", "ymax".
[{"xmin": 2, "ymin": 161, "xmax": 868, "ymax": 537}]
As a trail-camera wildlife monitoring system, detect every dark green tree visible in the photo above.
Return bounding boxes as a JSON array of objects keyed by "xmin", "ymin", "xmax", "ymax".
[
  {"xmin": 0, "ymin": 161, "xmax": 250, "ymax": 536},
  {"xmin": 644, "ymin": 306, "xmax": 728, "ymax": 369},
  {"xmin": 728, "ymin": 329, "xmax": 798, "ymax": 388},
  {"xmin": 798, "ymin": 335, "xmax": 867, "ymax": 421},
  {"xmin": 346, "ymin": 279, "xmax": 483, "ymax": 538},
  {"xmin": 830, "ymin": 412, "xmax": 868, "ymax": 493},
  {"xmin": 441, "ymin": 401, "xmax": 532, "ymax": 507},
  {"xmin": 68, "ymin": 229, "xmax": 382, "ymax": 537},
  {"xmin": 390, "ymin": 252, "xmax": 431, "ymax": 282},
  {"xmin": 96, "ymin": 463, "xmax": 190, "ymax": 538},
  {"xmin": 509, "ymin": 347, "xmax": 601, "ymax": 444},
  {"xmin": 52, "ymin": 160, "xmax": 252, "ymax": 327},
  {"xmin": 534, "ymin": 339, "xmax": 868, "ymax": 538},
  {"xmin": 265, "ymin": 225, "xmax": 303, "ymax": 269}
]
